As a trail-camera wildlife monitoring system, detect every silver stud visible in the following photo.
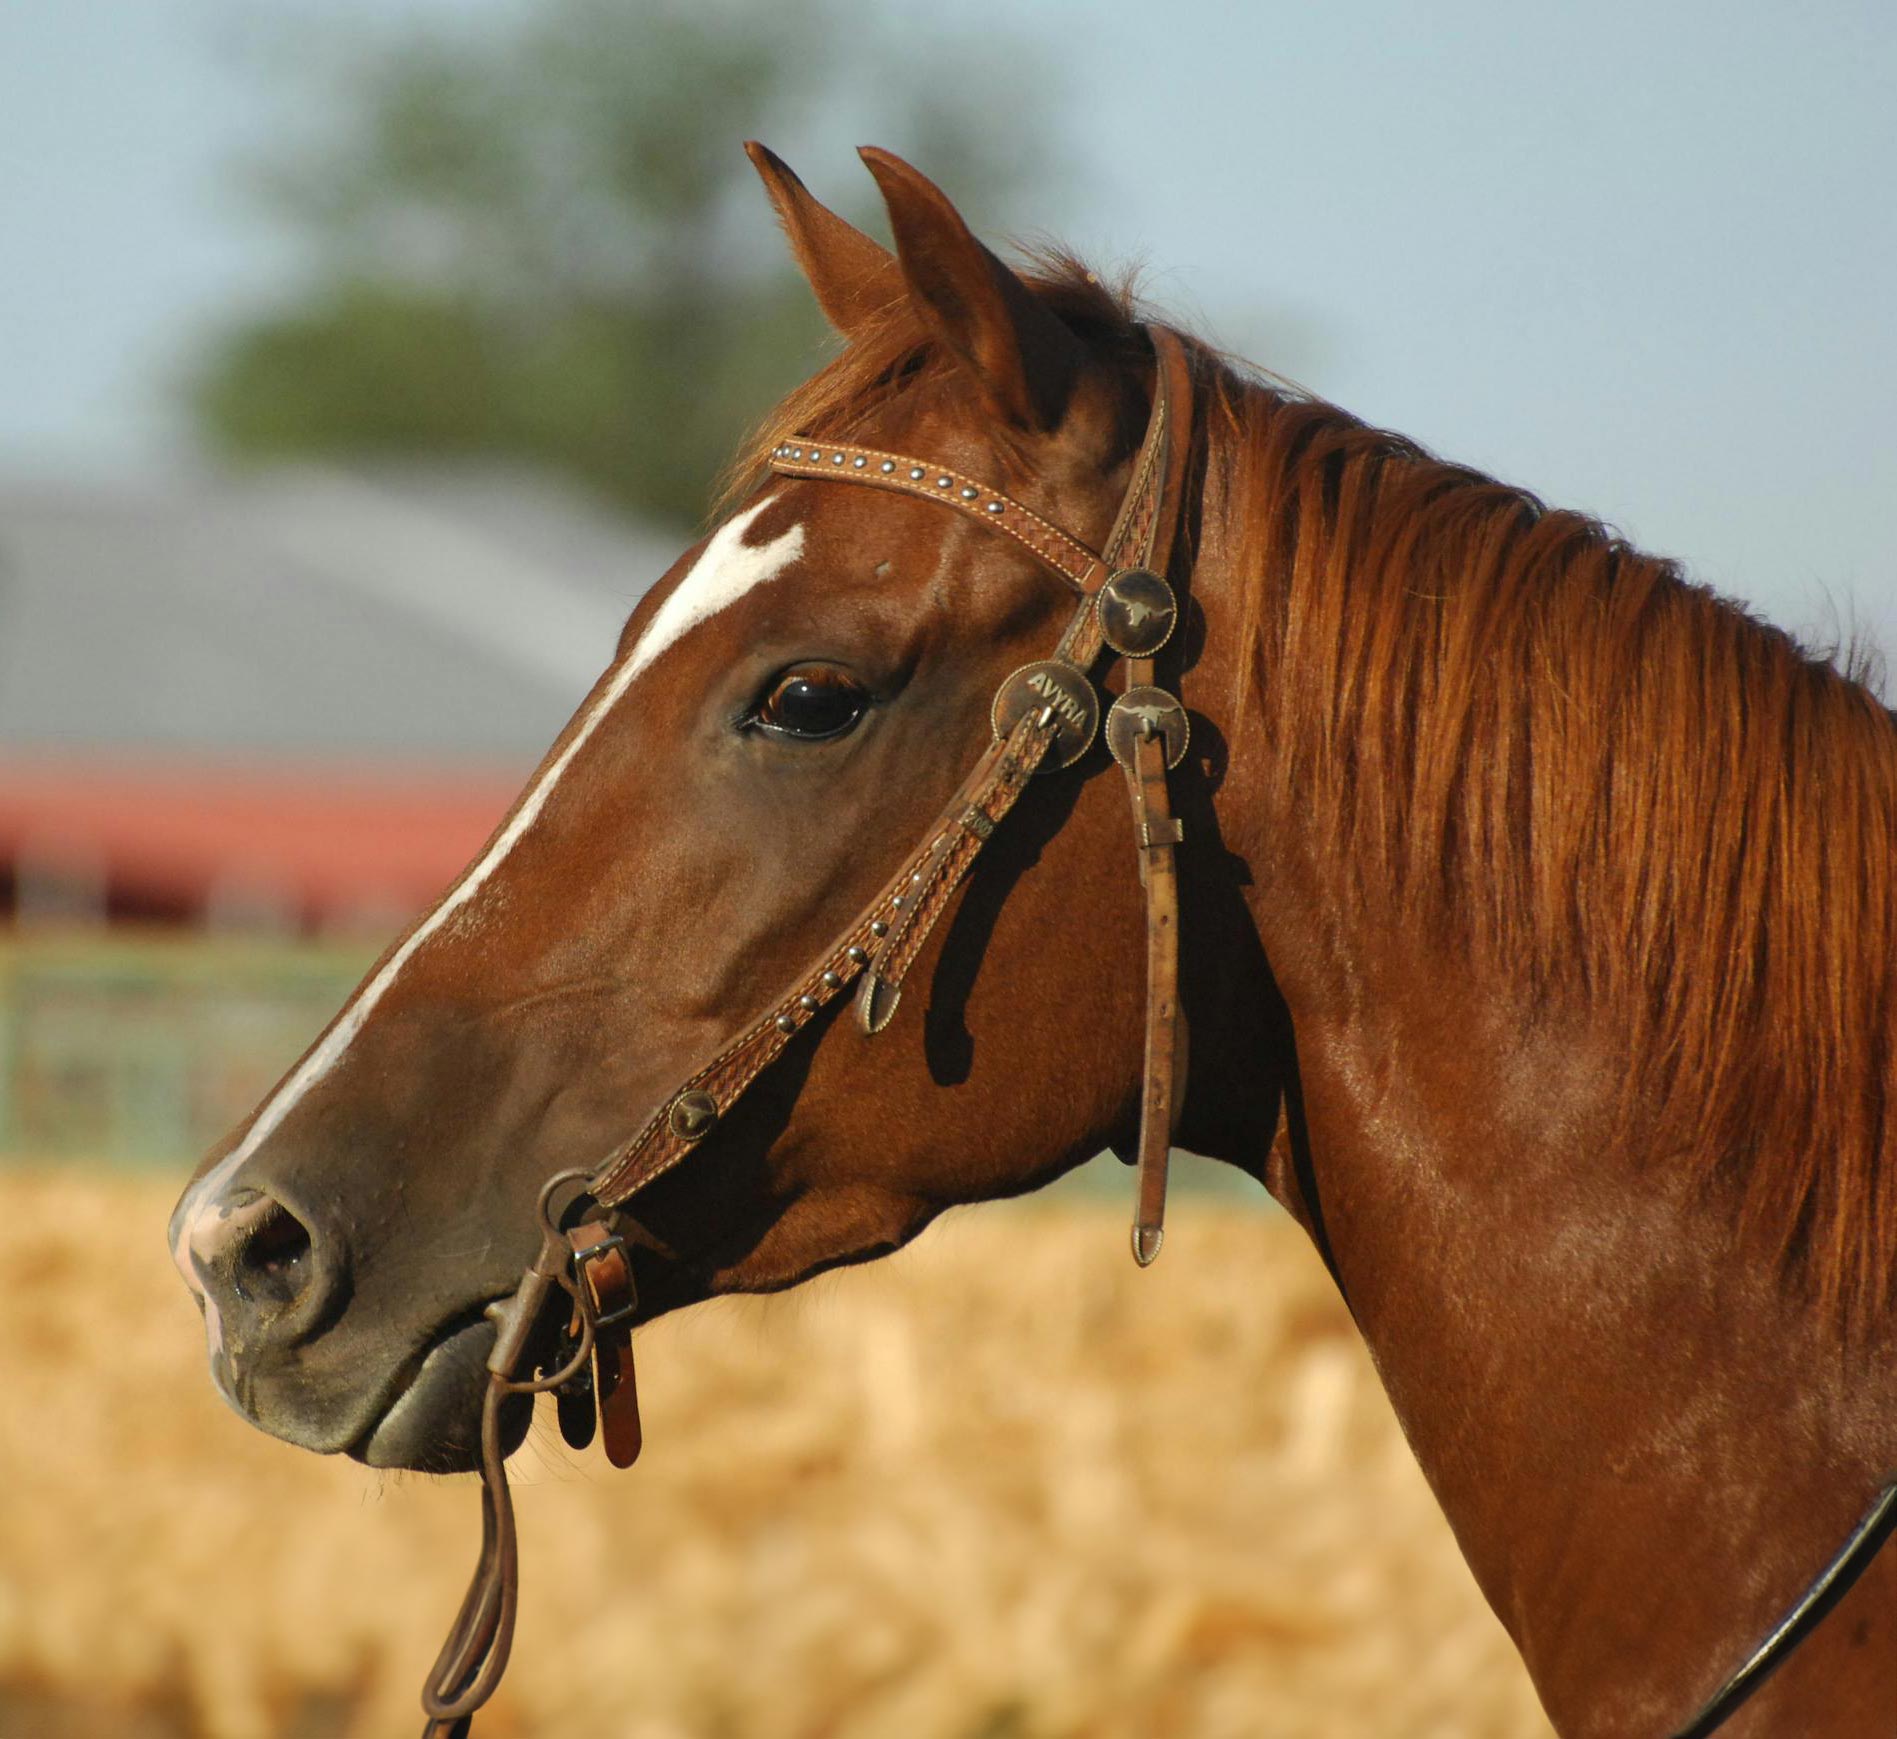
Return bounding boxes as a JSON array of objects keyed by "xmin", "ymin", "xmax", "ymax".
[
  {"xmin": 880, "ymin": 460, "xmax": 896, "ymax": 474},
  {"xmin": 847, "ymin": 945, "xmax": 868, "ymax": 965},
  {"xmin": 937, "ymin": 475, "xmax": 953, "ymax": 489},
  {"xmin": 790, "ymin": 447, "xmax": 803, "ymax": 459},
  {"xmin": 833, "ymin": 453, "xmax": 846, "ymax": 465},
  {"xmin": 852, "ymin": 455, "xmax": 867, "ymax": 468},
  {"xmin": 871, "ymin": 920, "xmax": 889, "ymax": 938},
  {"xmin": 799, "ymin": 993, "xmax": 819, "ymax": 1011},
  {"xmin": 822, "ymin": 970, "xmax": 843, "ymax": 990},
  {"xmin": 891, "ymin": 894, "xmax": 905, "ymax": 910},
  {"xmin": 776, "ymin": 1013, "xmax": 797, "ymax": 1034},
  {"xmin": 909, "ymin": 467, "xmax": 925, "ymax": 481},
  {"xmin": 960, "ymin": 486, "xmax": 978, "ymax": 500},
  {"xmin": 985, "ymin": 501, "xmax": 1005, "ymax": 515},
  {"xmin": 911, "ymin": 871, "xmax": 924, "ymax": 885}
]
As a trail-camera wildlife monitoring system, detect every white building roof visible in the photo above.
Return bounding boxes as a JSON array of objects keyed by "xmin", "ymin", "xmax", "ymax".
[{"xmin": 0, "ymin": 463, "xmax": 682, "ymax": 769}]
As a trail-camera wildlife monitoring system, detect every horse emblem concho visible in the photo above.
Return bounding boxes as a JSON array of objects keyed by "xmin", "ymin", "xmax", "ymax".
[
  {"xmin": 992, "ymin": 658, "xmax": 1100, "ymax": 770},
  {"xmin": 1107, "ymin": 685, "xmax": 1190, "ymax": 771},
  {"xmin": 1096, "ymin": 567, "xmax": 1177, "ymax": 657}
]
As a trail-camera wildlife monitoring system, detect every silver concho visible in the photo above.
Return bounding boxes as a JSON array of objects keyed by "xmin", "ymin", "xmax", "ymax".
[
  {"xmin": 1105, "ymin": 685, "xmax": 1190, "ymax": 771},
  {"xmin": 1096, "ymin": 567, "xmax": 1177, "ymax": 657},
  {"xmin": 991, "ymin": 658, "xmax": 1099, "ymax": 771},
  {"xmin": 668, "ymin": 1089, "xmax": 719, "ymax": 1142}
]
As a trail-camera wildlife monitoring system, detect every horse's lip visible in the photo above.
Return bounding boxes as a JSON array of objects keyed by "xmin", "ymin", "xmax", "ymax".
[{"xmin": 347, "ymin": 1295, "xmax": 516, "ymax": 1470}]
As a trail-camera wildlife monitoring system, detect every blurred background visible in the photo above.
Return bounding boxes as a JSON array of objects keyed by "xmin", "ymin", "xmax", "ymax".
[{"xmin": 0, "ymin": 2, "xmax": 1889, "ymax": 1735}]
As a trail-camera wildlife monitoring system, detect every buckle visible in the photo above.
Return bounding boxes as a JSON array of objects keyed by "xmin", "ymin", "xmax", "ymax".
[
  {"xmin": 570, "ymin": 1231, "xmax": 639, "ymax": 1330},
  {"xmin": 592, "ymin": 1294, "xmax": 639, "ymax": 1331}
]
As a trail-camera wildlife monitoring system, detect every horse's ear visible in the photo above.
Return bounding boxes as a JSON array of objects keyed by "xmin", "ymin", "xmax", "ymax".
[
  {"xmin": 745, "ymin": 141, "xmax": 900, "ymax": 337},
  {"xmin": 858, "ymin": 146, "xmax": 1083, "ymax": 436}
]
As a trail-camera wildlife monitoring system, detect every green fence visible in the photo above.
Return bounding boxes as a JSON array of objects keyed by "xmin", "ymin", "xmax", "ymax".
[
  {"xmin": 0, "ymin": 934, "xmax": 375, "ymax": 1166},
  {"xmin": 0, "ymin": 934, "xmax": 1264, "ymax": 1201}
]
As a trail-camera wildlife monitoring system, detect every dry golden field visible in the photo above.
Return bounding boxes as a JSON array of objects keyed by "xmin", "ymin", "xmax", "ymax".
[{"xmin": 0, "ymin": 1172, "xmax": 1553, "ymax": 1739}]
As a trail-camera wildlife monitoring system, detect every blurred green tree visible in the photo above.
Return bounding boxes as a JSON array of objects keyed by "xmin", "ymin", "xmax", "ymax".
[{"xmin": 190, "ymin": 0, "xmax": 1059, "ymax": 526}]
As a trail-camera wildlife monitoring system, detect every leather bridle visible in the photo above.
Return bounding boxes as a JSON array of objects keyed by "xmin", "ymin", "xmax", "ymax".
[
  {"xmin": 420, "ymin": 325, "xmax": 1200, "ymax": 1736},
  {"xmin": 416, "ymin": 323, "xmax": 1897, "ymax": 1739}
]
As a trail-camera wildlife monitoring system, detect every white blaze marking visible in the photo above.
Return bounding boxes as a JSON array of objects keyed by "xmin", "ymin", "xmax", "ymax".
[{"xmin": 171, "ymin": 498, "xmax": 803, "ymax": 1352}]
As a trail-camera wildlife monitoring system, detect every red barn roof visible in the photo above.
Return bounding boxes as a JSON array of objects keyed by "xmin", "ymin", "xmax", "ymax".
[{"xmin": 0, "ymin": 755, "xmax": 520, "ymax": 929}]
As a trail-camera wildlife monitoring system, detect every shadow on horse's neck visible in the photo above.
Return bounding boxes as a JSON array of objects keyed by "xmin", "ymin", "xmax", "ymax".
[{"xmin": 1206, "ymin": 622, "xmax": 1897, "ymax": 1735}]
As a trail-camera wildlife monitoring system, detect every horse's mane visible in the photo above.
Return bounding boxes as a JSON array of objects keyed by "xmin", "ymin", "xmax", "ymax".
[{"xmin": 726, "ymin": 257, "xmax": 1897, "ymax": 1333}]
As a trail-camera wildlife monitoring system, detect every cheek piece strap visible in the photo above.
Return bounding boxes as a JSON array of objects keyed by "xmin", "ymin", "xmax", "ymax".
[{"xmin": 419, "ymin": 325, "xmax": 1199, "ymax": 1736}]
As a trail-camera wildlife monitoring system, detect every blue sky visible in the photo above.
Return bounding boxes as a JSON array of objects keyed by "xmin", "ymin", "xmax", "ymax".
[{"xmin": 3, "ymin": 0, "xmax": 1892, "ymax": 651}]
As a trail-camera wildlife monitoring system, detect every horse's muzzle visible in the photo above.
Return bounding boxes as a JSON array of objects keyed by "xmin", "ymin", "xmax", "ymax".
[{"xmin": 170, "ymin": 1175, "xmax": 353, "ymax": 1431}]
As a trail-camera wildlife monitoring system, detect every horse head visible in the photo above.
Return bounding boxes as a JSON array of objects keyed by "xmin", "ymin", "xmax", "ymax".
[{"xmin": 167, "ymin": 145, "xmax": 1276, "ymax": 1475}]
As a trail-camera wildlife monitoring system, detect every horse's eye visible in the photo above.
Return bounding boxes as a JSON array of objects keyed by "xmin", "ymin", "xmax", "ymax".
[{"xmin": 751, "ymin": 666, "xmax": 869, "ymax": 742}]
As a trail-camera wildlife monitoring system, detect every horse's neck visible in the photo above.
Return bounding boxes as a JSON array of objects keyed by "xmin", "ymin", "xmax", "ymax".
[{"xmin": 1233, "ymin": 829, "xmax": 1897, "ymax": 1734}]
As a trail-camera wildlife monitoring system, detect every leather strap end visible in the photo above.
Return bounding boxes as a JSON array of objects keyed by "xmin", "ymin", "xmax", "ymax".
[
  {"xmin": 856, "ymin": 970, "xmax": 901, "ymax": 1034},
  {"xmin": 554, "ymin": 1341, "xmax": 597, "ymax": 1453},
  {"xmin": 1124, "ymin": 726, "xmax": 1184, "ymax": 1268},
  {"xmin": 570, "ymin": 1218, "xmax": 642, "ymax": 1467},
  {"xmin": 595, "ymin": 1328, "xmax": 643, "ymax": 1469}
]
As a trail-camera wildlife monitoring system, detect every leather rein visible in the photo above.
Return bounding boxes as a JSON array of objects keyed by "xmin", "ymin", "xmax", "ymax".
[{"xmin": 416, "ymin": 323, "xmax": 1897, "ymax": 1739}]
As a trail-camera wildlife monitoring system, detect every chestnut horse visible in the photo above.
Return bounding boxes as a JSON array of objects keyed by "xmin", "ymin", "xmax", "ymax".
[{"xmin": 170, "ymin": 146, "xmax": 1897, "ymax": 1737}]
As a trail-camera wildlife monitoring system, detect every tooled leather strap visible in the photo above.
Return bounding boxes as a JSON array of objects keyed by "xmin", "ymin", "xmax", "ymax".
[
  {"xmin": 1124, "ymin": 732, "xmax": 1183, "ymax": 1263},
  {"xmin": 770, "ymin": 441, "xmax": 1102, "ymax": 593},
  {"xmin": 1111, "ymin": 326, "xmax": 1195, "ymax": 1264},
  {"xmin": 586, "ymin": 708, "xmax": 1060, "ymax": 1206}
]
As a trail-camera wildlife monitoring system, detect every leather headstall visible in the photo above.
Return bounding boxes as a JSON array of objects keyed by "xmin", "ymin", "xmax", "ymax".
[{"xmin": 420, "ymin": 325, "xmax": 1199, "ymax": 1736}]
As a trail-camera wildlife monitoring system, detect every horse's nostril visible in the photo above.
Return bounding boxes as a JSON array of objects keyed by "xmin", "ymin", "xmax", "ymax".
[{"xmin": 234, "ymin": 1199, "xmax": 315, "ymax": 1306}]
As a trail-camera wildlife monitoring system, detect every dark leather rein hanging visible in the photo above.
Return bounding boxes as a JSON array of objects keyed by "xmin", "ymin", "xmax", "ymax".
[
  {"xmin": 420, "ymin": 325, "xmax": 1199, "ymax": 1736},
  {"xmin": 418, "ymin": 324, "xmax": 1897, "ymax": 1739}
]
